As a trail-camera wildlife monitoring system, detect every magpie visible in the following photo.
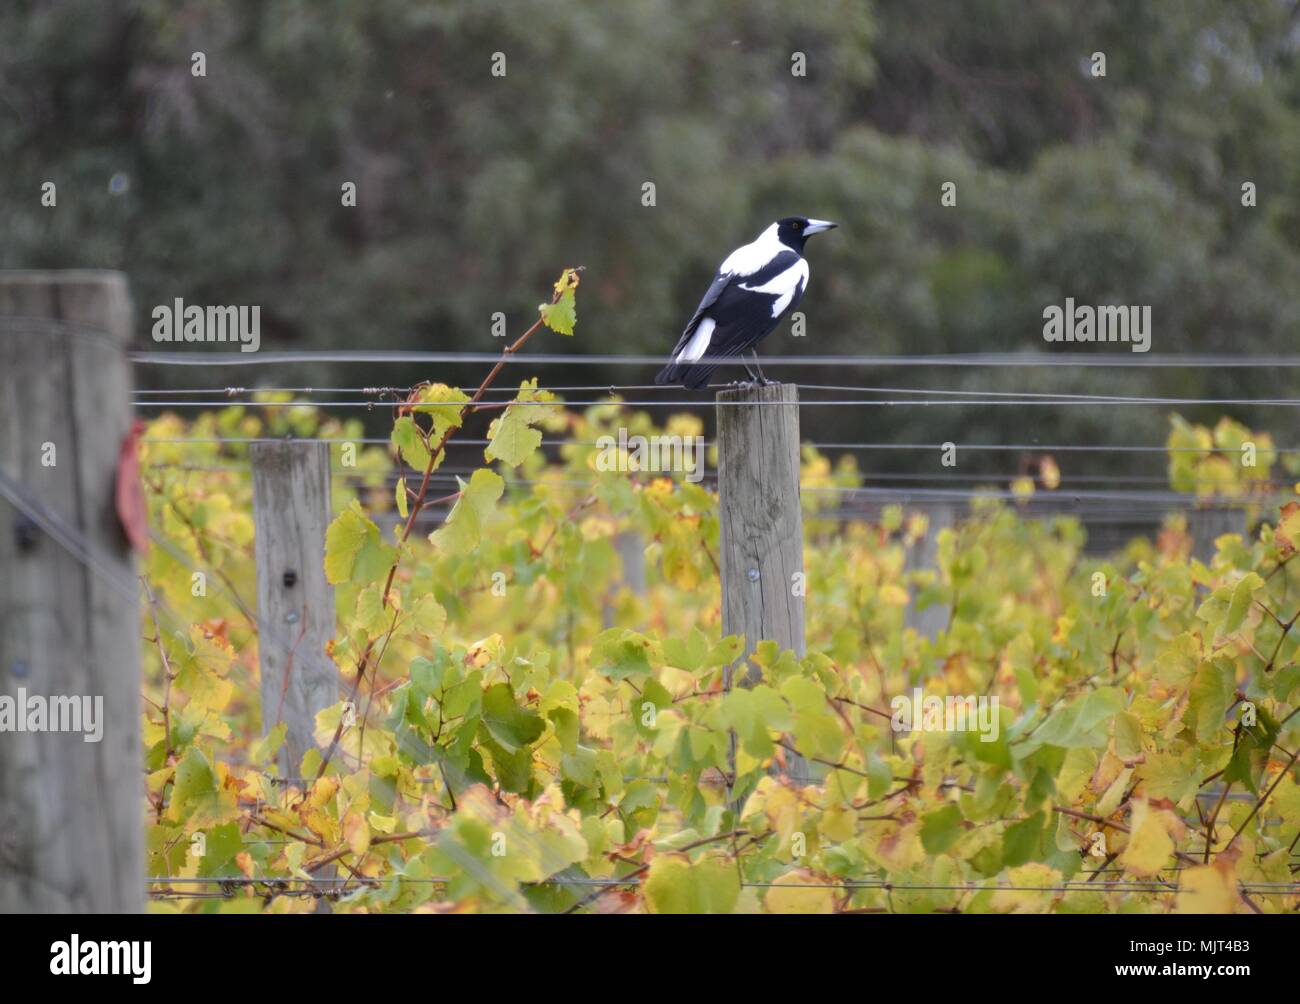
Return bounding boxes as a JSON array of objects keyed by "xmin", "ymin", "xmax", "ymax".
[{"xmin": 655, "ymin": 216, "xmax": 837, "ymax": 389}]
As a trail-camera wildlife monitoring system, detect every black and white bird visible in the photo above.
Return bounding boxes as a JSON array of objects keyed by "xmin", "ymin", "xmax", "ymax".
[{"xmin": 655, "ymin": 216, "xmax": 837, "ymax": 389}]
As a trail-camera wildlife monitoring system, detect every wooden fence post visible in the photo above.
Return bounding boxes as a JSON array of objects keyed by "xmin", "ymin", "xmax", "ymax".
[
  {"xmin": 251, "ymin": 442, "xmax": 337, "ymax": 779},
  {"xmin": 0, "ymin": 271, "xmax": 143, "ymax": 912},
  {"xmin": 1190, "ymin": 505, "xmax": 1245, "ymax": 564},
  {"xmin": 716, "ymin": 382, "xmax": 808, "ymax": 787},
  {"xmin": 602, "ymin": 530, "xmax": 647, "ymax": 628},
  {"xmin": 905, "ymin": 501, "xmax": 955, "ymax": 639}
]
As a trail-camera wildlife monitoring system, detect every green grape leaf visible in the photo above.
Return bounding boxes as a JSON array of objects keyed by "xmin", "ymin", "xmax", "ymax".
[
  {"xmin": 1187, "ymin": 659, "xmax": 1233, "ymax": 745},
  {"xmin": 920, "ymin": 803, "xmax": 964, "ymax": 854},
  {"xmin": 485, "ymin": 379, "xmax": 555, "ymax": 467},
  {"xmin": 1021, "ymin": 687, "xmax": 1125, "ymax": 752},
  {"xmin": 481, "ymin": 682, "xmax": 545, "ymax": 753},
  {"xmin": 408, "ymin": 594, "xmax": 447, "ymax": 638},
  {"xmin": 1195, "ymin": 572, "xmax": 1264, "ymax": 643},
  {"xmin": 410, "ymin": 384, "xmax": 470, "ymax": 441},
  {"xmin": 395, "ymin": 475, "xmax": 409, "ymax": 518},
  {"xmin": 325, "ymin": 500, "xmax": 397, "ymax": 585},
  {"xmin": 391, "ymin": 416, "xmax": 432, "ymax": 471},
  {"xmin": 195, "ymin": 822, "xmax": 243, "ymax": 877},
  {"xmin": 538, "ymin": 269, "xmax": 580, "ymax": 335},
  {"xmin": 1222, "ymin": 705, "xmax": 1279, "ymax": 795},
  {"xmin": 1001, "ymin": 811, "xmax": 1045, "ymax": 867},
  {"xmin": 643, "ymin": 854, "xmax": 739, "ymax": 914},
  {"xmin": 429, "ymin": 469, "xmax": 504, "ymax": 555},
  {"xmin": 1139, "ymin": 749, "xmax": 1200, "ymax": 806},
  {"xmin": 590, "ymin": 628, "xmax": 659, "ymax": 680},
  {"xmin": 719, "ymin": 685, "xmax": 791, "ymax": 758}
]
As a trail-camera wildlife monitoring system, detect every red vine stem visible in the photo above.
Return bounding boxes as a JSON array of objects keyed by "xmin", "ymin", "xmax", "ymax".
[{"xmin": 314, "ymin": 275, "xmax": 575, "ymax": 782}]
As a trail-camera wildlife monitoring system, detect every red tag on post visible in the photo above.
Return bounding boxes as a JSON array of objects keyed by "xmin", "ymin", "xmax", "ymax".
[{"xmin": 115, "ymin": 419, "xmax": 148, "ymax": 554}]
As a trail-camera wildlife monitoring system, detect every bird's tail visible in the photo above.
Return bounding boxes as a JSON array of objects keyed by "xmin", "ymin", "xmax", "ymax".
[
  {"xmin": 675, "ymin": 362, "xmax": 717, "ymax": 389},
  {"xmin": 654, "ymin": 361, "xmax": 682, "ymax": 386},
  {"xmin": 655, "ymin": 359, "xmax": 715, "ymax": 389}
]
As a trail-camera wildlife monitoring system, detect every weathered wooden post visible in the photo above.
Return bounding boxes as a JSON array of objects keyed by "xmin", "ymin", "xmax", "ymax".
[
  {"xmin": 602, "ymin": 530, "xmax": 647, "ymax": 629},
  {"xmin": 251, "ymin": 442, "xmax": 337, "ymax": 778},
  {"xmin": 1190, "ymin": 505, "xmax": 1245, "ymax": 564},
  {"xmin": 905, "ymin": 501, "xmax": 955, "ymax": 639},
  {"xmin": 0, "ymin": 271, "xmax": 143, "ymax": 912},
  {"xmin": 716, "ymin": 383, "xmax": 808, "ymax": 788}
]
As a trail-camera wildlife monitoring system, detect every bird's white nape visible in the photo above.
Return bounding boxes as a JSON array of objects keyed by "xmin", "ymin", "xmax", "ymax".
[{"xmin": 719, "ymin": 223, "xmax": 786, "ymax": 277}]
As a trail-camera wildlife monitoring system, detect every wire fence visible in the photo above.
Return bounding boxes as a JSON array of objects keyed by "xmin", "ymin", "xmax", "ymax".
[
  {"xmin": 125, "ymin": 354, "xmax": 1295, "ymax": 543},
  {"xmin": 127, "ymin": 348, "xmax": 1300, "ymax": 368},
  {"xmin": 142, "ymin": 874, "xmax": 1299, "ymax": 900},
  {"xmin": 6, "ymin": 321, "xmax": 1300, "ymax": 909}
]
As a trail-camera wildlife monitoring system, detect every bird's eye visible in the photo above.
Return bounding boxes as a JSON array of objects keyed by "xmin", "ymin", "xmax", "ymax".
[{"xmin": 792, "ymin": 221, "xmax": 802, "ymax": 229}]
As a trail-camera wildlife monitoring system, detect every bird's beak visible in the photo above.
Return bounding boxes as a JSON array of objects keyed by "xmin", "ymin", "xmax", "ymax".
[{"xmin": 804, "ymin": 219, "xmax": 838, "ymax": 235}]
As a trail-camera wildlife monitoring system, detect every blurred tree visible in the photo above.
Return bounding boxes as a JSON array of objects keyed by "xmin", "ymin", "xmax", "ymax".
[{"xmin": 1, "ymin": 0, "xmax": 1296, "ymax": 467}]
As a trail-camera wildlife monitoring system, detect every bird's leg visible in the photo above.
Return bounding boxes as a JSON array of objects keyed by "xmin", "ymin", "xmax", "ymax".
[
  {"xmin": 750, "ymin": 350, "xmax": 771, "ymax": 386},
  {"xmin": 739, "ymin": 354, "xmax": 759, "ymax": 386}
]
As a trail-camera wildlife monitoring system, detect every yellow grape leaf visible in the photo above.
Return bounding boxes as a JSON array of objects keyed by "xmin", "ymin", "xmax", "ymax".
[
  {"xmin": 249, "ymin": 722, "xmax": 287, "ymax": 767},
  {"xmin": 1121, "ymin": 799, "xmax": 1178, "ymax": 878},
  {"xmin": 1176, "ymin": 862, "xmax": 1241, "ymax": 914},
  {"xmin": 989, "ymin": 863, "xmax": 1062, "ymax": 914},
  {"xmin": 308, "ymin": 776, "xmax": 339, "ymax": 809},
  {"xmin": 354, "ymin": 583, "xmax": 390, "ymax": 639},
  {"xmin": 1039, "ymin": 455, "xmax": 1061, "ymax": 490},
  {"xmin": 878, "ymin": 583, "xmax": 909, "ymax": 607},
  {"xmin": 395, "ymin": 476, "xmax": 409, "ymax": 519},
  {"xmin": 282, "ymin": 841, "xmax": 311, "ymax": 880},
  {"xmin": 368, "ymin": 812, "xmax": 397, "ymax": 834},
  {"xmin": 1095, "ymin": 766, "xmax": 1132, "ymax": 818},
  {"xmin": 408, "ymin": 594, "xmax": 447, "ymax": 638},
  {"xmin": 643, "ymin": 854, "xmax": 739, "ymax": 914},
  {"xmin": 168, "ymin": 626, "xmax": 236, "ymax": 714},
  {"xmin": 764, "ymin": 870, "xmax": 837, "ymax": 914},
  {"xmin": 343, "ymin": 810, "xmax": 370, "ymax": 857},
  {"xmin": 538, "ymin": 268, "xmax": 580, "ymax": 335},
  {"xmin": 1275, "ymin": 501, "xmax": 1300, "ymax": 556},
  {"xmin": 410, "ymin": 384, "xmax": 470, "ymax": 440},
  {"xmin": 303, "ymin": 806, "xmax": 340, "ymax": 846}
]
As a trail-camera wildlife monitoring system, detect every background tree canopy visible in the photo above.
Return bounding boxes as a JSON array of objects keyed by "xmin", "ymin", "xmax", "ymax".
[{"xmin": 3, "ymin": 0, "xmax": 1298, "ymax": 468}]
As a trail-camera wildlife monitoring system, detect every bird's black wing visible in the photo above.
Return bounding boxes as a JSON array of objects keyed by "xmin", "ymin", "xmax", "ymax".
[
  {"xmin": 663, "ymin": 269, "xmax": 734, "ymax": 360},
  {"xmin": 669, "ymin": 252, "xmax": 805, "ymax": 388}
]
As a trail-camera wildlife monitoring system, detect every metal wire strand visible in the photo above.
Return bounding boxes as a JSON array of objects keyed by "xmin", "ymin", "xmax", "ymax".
[{"xmin": 128, "ymin": 349, "xmax": 1300, "ymax": 368}]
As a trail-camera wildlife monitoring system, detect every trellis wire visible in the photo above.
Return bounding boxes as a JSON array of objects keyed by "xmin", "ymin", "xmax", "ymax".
[
  {"xmin": 136, "ymin": 434, "xmax": 1300, "ymax": 459},
  {"xmin": 12, "ymin": 320, "xmax": 1299, "ymax": 911},
  {"xmin": 142, "ymin": 875, "xmax": 1297, "ymax": 894},
  {"xmin": 129, "ymin": 396, "xmax": 1300, "ymax": 409},
  {"xmin": 142, "ymin": 461, "xmax": 1281, "ymax": 490},
  {"xmin": 0, "ymin": 467, "xmax": 279, "ymax": 672},
  {"xmin": 0, "ymin": 468, "xmax": 139, "ymax": 601},
  {"xmin": 128, "ymin": 349, "xmax": 1300, "ymax": 368},
  {"xmin": 131, "ymin": 382, "xmax": 1300, "ymax": 408},
  {"xmin": 138, "ymin": 461, "xmax": 1288, "ymax": 508}
]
